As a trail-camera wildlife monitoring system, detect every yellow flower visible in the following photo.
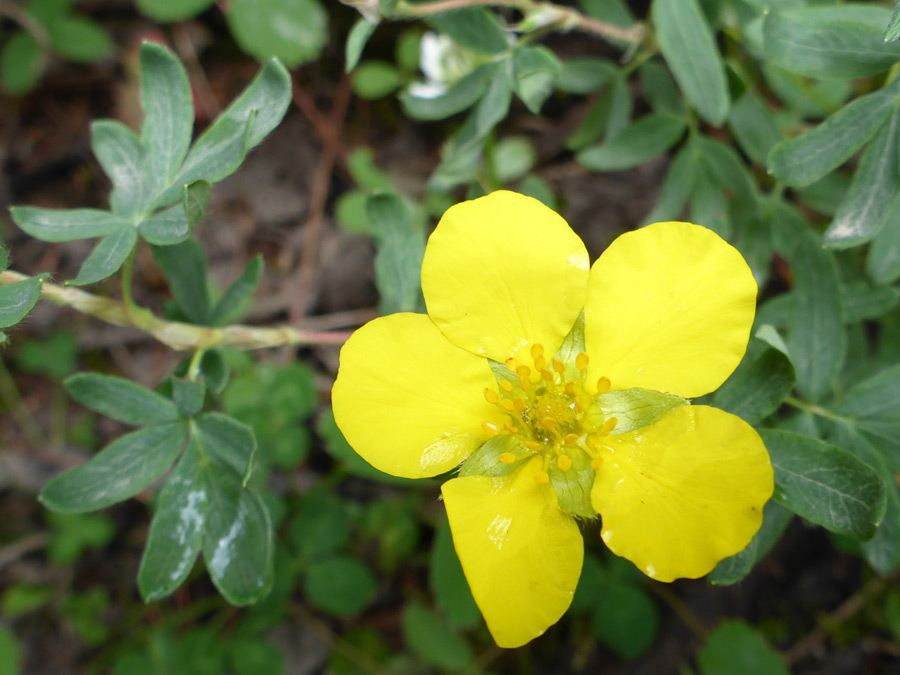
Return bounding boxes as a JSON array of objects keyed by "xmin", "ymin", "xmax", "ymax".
[{"xmin": 332, "ymin": 191, "xmax": 773, "ymax": 648}]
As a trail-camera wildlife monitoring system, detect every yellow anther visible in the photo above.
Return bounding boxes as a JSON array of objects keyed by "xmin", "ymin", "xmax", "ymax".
[
  {"xmin": 482, "ymin": 422, "xmax": 500, "ymax": 437},
  {"xmin": 602, "ymin": 417, "xmax": 618, "ymax": 433},
  {"xmin": 575, "ymin": 352, "xmax": 589, "ymax": 371},
  {"xmin": 499, "ymin": 379, "xmax": 514, "ymax": 393},
  {"xmin": 484, "ymin": 388, "xmax": 500, "ymax": 404},
  {"xmin": 540, "ymin": 417, "xmax": 558, "ymax": 432},
  {"xmin": 596, "ymin": 376, "xmax": 611, "ymax": 395},
  {"xmin": 530, "ymin": 344, "xmax": 544, "ymax": 360},
  {"xmin": 591, "ymin": 456, "xmax": 603, "ymax": 471},
  {"xmin": 575, "ymin": 399, "xmax": 584, "ymax": 413},
  {"xmin": 519, "ymin": 376, "xmax": 530, "ymax": 392},
  {"xmin": 506, "ymin": 357, "xmax": 519, "ymax": 372},
  {"xmin": 524, "ymin": 440, "xmax": 541, "ymax": 450},
  {"xmin": 500, "ymin": 399, "xmax": 515, "ymax": 412},
  {"xmin": 503, "ymin": 423, "xmax": 519, "ymax": 435},
  {"xmin": 499, "ymin": 452, "xmax": 517, "ymax": 465},
  {"xmin": 564, "ymin": 433, "xmax": 579, "ymax": 445},
  {"xmin": 516, "ymin": 365, "xmax": 531, "ymax": 380},
  {"xmin": 534, "ymin": 471, "xmax": 550, "ymax": 485},
  {"xmin": 565, "ymin": 381, "xmax": 575, "ymax": 395},
  {"xmin": 552, "ymin": 358, "xmax": 565, "ymax": 374},
  {"xmin": 513, "ymin": 398, "xmax": 526, "ymax": 414},
  {"xmin": 535, "ymin": 355, "xmax": 548, "ymax": 371},
  {"xmin": 557, "ymin": 455, "xmax": 573, "ymax": 472},
  {"xmin": 541, "ymin": 368, "xmax": 554, "ymax": 382}
]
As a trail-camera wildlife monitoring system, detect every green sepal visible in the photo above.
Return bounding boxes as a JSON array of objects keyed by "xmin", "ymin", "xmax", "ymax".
[
  {"xmin": 552, "ymin": 311, "xmax": 586, "ymax": 382},
  {"xmin": 548, "ymin": 446, "xmax": 596, "ymax": 519},
  {"xmin": 459, "ymin": 436, "xmax": 531, "ymax": 478},
  {"xmin": 585, "ymin": 388, "xmax": 688, "ymax": 435}
]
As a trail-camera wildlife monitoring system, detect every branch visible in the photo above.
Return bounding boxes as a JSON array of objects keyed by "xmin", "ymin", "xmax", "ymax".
[
  {"xmin": 386, "ymin": 0, "xmax": 646, "ymax": 46},
  {"xmin": 0, "ymin": 270, "xmax": 351, "ymax": 351}
]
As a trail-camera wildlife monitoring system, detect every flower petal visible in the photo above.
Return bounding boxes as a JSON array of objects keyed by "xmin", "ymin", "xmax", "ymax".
[
  {"xmin": 442, "ymin": 457, "xmax": 584, "ymax": 648},
  {"xmin": 590, "ymin": 405, "xmax": 773, "ymax": 582},
  {"xmin": 332, "ymin": 313, "xmax": 505, "ymax": 479},
  {"xmin": 584, "ymin": 221, "xmax": 757, "ymax": 398},
  {"xmin": 422, "ymin": 190, "xmax": 590, "ymax": 364}
]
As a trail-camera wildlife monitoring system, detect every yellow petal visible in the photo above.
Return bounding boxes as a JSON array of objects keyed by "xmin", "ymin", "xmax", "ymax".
[
  {"xmin": 590, "ymin": 405, "xmax": 773, "ymax": 582},
  {"xmin": 442, "ymin": 457, "xmax": 584, "ymax": 648},
  {"xmin": 332, "ymin": 313, "xmax": 505, "ymax": 479},
  {"xmin": 584, "ymin": 221, "xmax": 756, "ymax": 398},
  {"xmin": 422, "ymin": 191, "xmax": 590, "ymax": 364}
]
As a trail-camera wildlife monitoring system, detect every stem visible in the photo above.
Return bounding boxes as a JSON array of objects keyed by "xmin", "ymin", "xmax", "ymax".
[
  {"xmin": 783, "ymin": 396, "xmax": 850, "ymax": 423},
  {"xmin": 0, "ymin": 270, "xmax": 353, "ymax": 352},
  {"xmin": 389, "ymin": 0, "xmax": 646, "ymax": 47},
  {"xmin": 0, "ymin": 356, "xmax": 47, "ymax": 448},
  {"xmin": 187, "ymin": 349, "xmax": 206, "ymax": 381},
  {"xmin": 120, "ymin": 250, "xmax": 138, "ymax": 312}
]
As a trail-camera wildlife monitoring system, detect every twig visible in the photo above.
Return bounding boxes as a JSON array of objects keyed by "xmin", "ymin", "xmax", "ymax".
[
  {"xmin": 386, "ymin": 0, "xmax": 646, "ymax": 46},
  {"xmin": 290, "ymin": 74, "xmax": 353, "ymax": 323},
  {"xmin": 646, "ymin": 582, "xmax": 708, "ymax": 640},
  {"xmin": 0, "ymin": 0, "xmax": 51, "ymax": 48},
  {"xmin": 0, "ymin": 270, "xmax": 351, "ymax": 351}
]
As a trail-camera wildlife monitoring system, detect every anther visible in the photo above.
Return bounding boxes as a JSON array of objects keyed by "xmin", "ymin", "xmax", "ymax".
[
  {"xmin": 591, "ymin": 456, "xmax": 603, "ymax": 471},
  {"xmin": 500, "ymin": 399, "xmax": 515, "ymax": 412},
  {"xmin": 530, "ymin": 344, "xmax": 544, "ymax": 360},
  {"xmin": 564, "ymin": 433, "xmax": 578, "ymax": 445},
  {"xmin": 482, "ymin": 422, "xmax": 500, "ymax": 437},
  {"xmin": 540, "ymin": 417, "xmax": 558, "ymax": 432},
  {"xmin": 534, "ymin": 355, "xmax": 548, "ymax": 371},
  {"xmin": 575, "ymin": 352, "xmax": 589, "ymax": 371},
  {"xmin": 524, "ymin": 440, "xmax": 541, "ymax": 450},
  {"xmin": 575, "ymin": 399, "xmax": 584, "ymax": 413},
  {"xmin": 484, "ymin": 388, "xmax": 500, "ymax": 404},
  {"xmin": 557, "ymin": 455, "xmax": 573, "ymax": 472},
  {"xmin": 499, "ymin": 379, "xmax": 514, "ymax": 393},
  {"xmin": 513, "ymin": 398, "xmax": 526, "ymax": 414},
  {"xmin": 499, "ymin": 452, "xmax": 517, "ymax": 465},
  {"xmin": 552, "ymin": 358, "xmax": 565, "ymax": 374},
  {"xmin": 516, "ymin": 365, "xmax": 531, "ymax": 380},
  {"xmin": 541, "ymin": 368, "xmax": 554, "ymax": 382},
  {"xmin": 596, "ymin": 376, "xmax": 611, "ymax": 395},
  {"xmin": 602, "ymin": 417, "xmax": 618, "ymax": 434},
  {"xmin": 565, "ymin": 381, "xmax": 575, "ymax": 395},
  {"xmin": 534, "ymin": 471, "xmax": 550, "ymax": 485},
  {"xmin": 506, "ymin": 358, "xmax": 519, "ymax": 372},
  {"xmin": 519, "ymin": 376, "xmax": 530, "ymax": 392},
  {"xmin": 503, "ymin": 423, "xmax": 519, "ymax": 435}
]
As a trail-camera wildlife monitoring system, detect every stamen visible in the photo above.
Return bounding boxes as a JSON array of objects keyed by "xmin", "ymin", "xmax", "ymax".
[
  {"xmin": 506, "ymin": 358, "xmax": 519, "ymax": 372},
  {"xmin": 540, "ymin": 417, "xmax": 558, "ymax": 432},
  {"xmin": 557, "ymin": 455, "xmax": 573, "ymax": 472},
  {"xmin": 513, "ymin": 398, "xmax": 526, "ymax": 414},
  {"xmin": 482, "ymin": 422, "xmax": 500, "ymax": 437},
  {"xmin": 499, "ymin": 452, "xmax": 517, "ymax": 465},
  {"xmin": 503, "ymin": 423, "xmax": 519, "ymax": 435},
  {"xmin": 484, "ymin": 388, "xmax": 500, "ymax": 404},
  {"xmin": 565, "ymin": 381, "xmax": 575, "ymax": 395},
  {"xmin": 541, "ymin": 368, "xmax": 554, "ymax": 382},
  {"xmin": 552, "ymin": 358, "xmax": 565, "ymax": 374},
  {"xmin": 602, "ymin": 417, "xmax": 618, "ymax": 434},
  {"xmin": 524, "ymin": 440, "xmax": 541, "ymax": 450},
  {"xmin": 534, "ymin": 355, "xmax": 548, "ymax": 371},
  {"xmin": 516, "ymin": 365, "xmax": 531, "ymax": 380},
  {"xmin": 596, "ymin": 376, "xmax": 611, "ymax": 395},
  {"xmin": 530, "ymin": 344, "xmax": 544, "ymax": 360},
  {"xmin": 519, "ymin": 376, "xmax": 530, "ymax": 392},
  {"xmin": 564, "ymin": 433, "xmax": 578, "ymax": 445},
  {"xmin": 500, "ymin": 399, "xmax": 515, "ymax": 412},
  {"xmin": 575, "ymin": 399, "xmax": 584, "ymax": 413},
  {"xmin": 591, "ymin": 456, "xmax": 603, "ymax": 471},
  {"xmin": 499, "ymin": 379, "xmax": 514, "ymax": 393},
  {"xmin": 534, "ymin": 471, "xmax": 550, "ymax": 485},
  {"xmin": 575, "ymin": 352, "xmax": 589, "ymax": 371}
]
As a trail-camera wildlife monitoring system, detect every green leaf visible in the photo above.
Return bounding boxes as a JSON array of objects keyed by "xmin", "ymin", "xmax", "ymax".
[
  {"xmin": 202, "ymin": 464, "xmax": 273, "ymax": 605},
  {"xmin": 760, "ymin": 429, "xmax": 886, "ymax": 540},
  {"xmin": 868, "ymin": 190, "xmax": 900, "ymax": 284},
  {"xmin": 798, "ymin": 173, "xmax": 851, "ymax": 217},
  {"xmin": 638, "ymin": 60, "xmax": 683, "ymax": 115},
  {"xmin": 430, "ymin": 514, "xmax": 480, "ymax": 629},
  {"xmin": 10, "ymin": 207, "xmax": 128, "ymax": 242},
  {"xmin": 70, "ymin": 226, "xmax": 138, "ymax": 286},
  {"xmin": 697, "ymin": 621, "xmax": 789, "ymax": 675},
  {"xmin": 710, "ymin": 500, "xmax": 793, "ymax": 585},
  {"xmin": 586, "ymin": 388, "xmax": 688, "ymax": 435},
  {"xmin": 304, "ymin": 556, "xmax": 376, "ymax": 617},
  {"xmin": 2, "ymin": 584, "xmax": 53, "ymax": 618},
  {"xmin": 46, "ymin": 511, "xmax": 116, "ymax": 565},
  {"xmin": 346, "ymin": 17, "xmax": 378, "ymax": 72},
  {"xmin": 714, "ymin": 348, "xmax": 794, "ymax": 425},
  {"xmin": 208, "ymin": 255, "xmax": 263, "ymax": 326},
  {"xmin": 577, "ymin": 113, "xmax": 685, "ymax": 171},
  {"xmin": 403, "ymin": 603, "xmax": 475, "ymax": 671},
  {"xmin": 652, "ymin": 0, "xmax": 730, "ymax": 125},
  {"xmin": 41, "ymin": 422, "xmax": 188, "ymax": 513},
  {"xmin": 367, "ymin": 193, "xmax": 425, "ymax": 314},
  {"xmin": 138, "ymin": 180, "xmax": 210, "ymax": 246},
  {"xmin": 226, "ymin": 0, "xmax": 327, "ymax": 68},
  {"xmin": 351, "ymin": 61, "xmax": 403, "ymax": 100},
  {"xmin": 696, "ymin": 136, "xmax": 760, "ymax": 225},
  {"xmin": 640, "ymin": 142, "xmax": 697, "ymax": 225},
  {"xmin": 139, "ymin": 42, "xmax": 193, "ymax": 193},
  {"xmin": 159, "ymin": 59, "xmax": 292, "ymax": 205},
  {"xmin": 728, "ymin": 91, "xmax": 782, "ymax": 167},
  {"xmin": 0, "ymin": 31, "xmax": 43, "ymax": 95},
  {"xmin": 288, "ymin": 488, "xmax": 350, "ymax": 560},
  {"xmin": 427, "ymin": 7, "xmax": 509, "ymax": 55},
  {"xmin": 474, "ymin": 60, "xmax": 513, "ymax": 137},
  {"xmin": 886, "ymin": 3, "xmax": 900, "ymax": 42},
  {"xmin": 138, "ymin": 439, "xmax": 209, "ymax": 601},
  {"xmin": 48, "ymin": 17, "xmax": 112, "ymax": 63},
  {"xmin": 193, "ymin": 413, "xmax": 257, "ymax": 484},
  {"xmin": 512, "ymin": 46, "xmax": 561, "ymax": 114},
  {"xmin": 491, "ymin": 136, "xmax": 536, "ymax": 183},
  {"xmin": 841, "ymin": 281, "xmax": 900, "ymax": 323},
  {"xmin": 0, "ymin": 626, "xmax": 22, "ymax": 675},
  {"xmin": 775, "ymin": 205, "xmax": 844, "ymax": 401},
  {"xmin": 151, "ymin": 239, "xmax": 210, "ymax": 323},
  {"xmin": 763, "ymin": 8, "xmax": 900, "ymax": 79},
  {"xmin": 555, "ymin": 57, "xmax": 617, "ymax": 95},
  {"xmin": 65, "ymin": 373, "xmax": 179, "ymax": 426},
  {"xmin": 767, "ymin": 84, "xmax": 900, "ymax": 188},
  {"xmin": 592, "ymin": 581, "xmax": 658, "ymax": 661},
  {"xmin": 400, "ymin": 62, "xmax": 494, "ymax": 120},
  {"xmin": 565, "ymin": 76, "xmax": 632, "ymax": 150},
  {"xmin": 690, "ymin": 175, "xmax": 730, "ymax": 239},
  {"xmin": 135, "ymin": 0, "xmax": 215, "ymax": 22},
  {"xmin": 825, "ymin": 109, "xmax": 900, "ymax": 249},
  {"xmin": 172, "ymin": 378, "xmax": 205, "ymax": 418},
  {"xmin": 91, "ymin": 120, "xmax": 146, "ymax": 216},
  {"xmin": 0, "ymin": 277, "xmax": 42, "ymax": 329}
]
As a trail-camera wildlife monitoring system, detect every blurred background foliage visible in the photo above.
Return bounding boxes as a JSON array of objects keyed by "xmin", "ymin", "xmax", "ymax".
[{"xmin": 3, "ymin": 0, "xmax": 900, "ymax": 673}]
